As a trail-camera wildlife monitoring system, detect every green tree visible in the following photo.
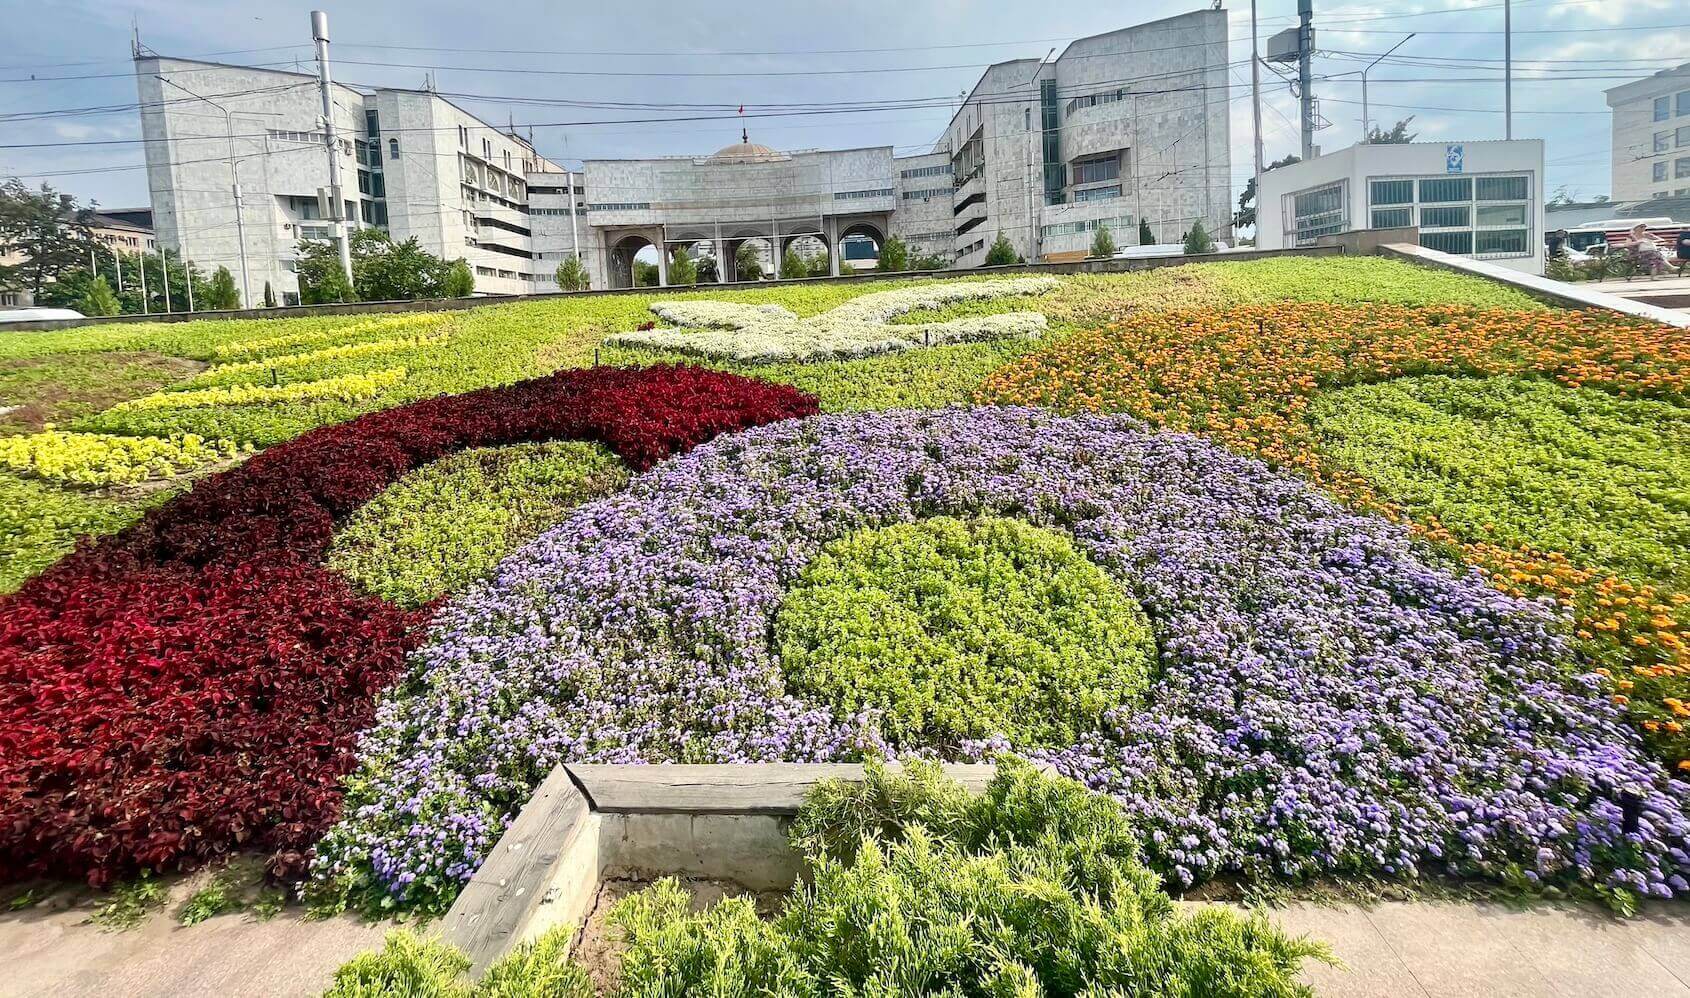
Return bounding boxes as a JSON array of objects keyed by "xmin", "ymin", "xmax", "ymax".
[
  {"xmin": 296, "ymin": 239, "xmax": 357, "ymax": 304},
  {"xmin": 911, "ymin": 252, "xmax": 948, "ymax": 271},
  {"xmin": 1183, "ymin": 219, "xmax": 1216, "ymax": 255},
  {"xmin": 77, "ymin": 275, "xmax": 119, "ymax": 316},
  {"xmin": 1232, "ymin": 153, "xmax": 1300, "ymax": 230},
  {"xmin": 203, "ymin": 266, "xmax": 242, "ymax": 310},
  {"xmin": 780, "ymin": 245, "xmax": 809, "ymax": 280},
  {"xmin": 262, "ymin": 281, "xmax": 277, "ymax": 308},
  {"xmin": 442, "ymin": 259, "xmax": 474, "ymax": 297},
  {"xmin": 734, "ymin": 241, "xmax": 764, "ymax": 281},
  {"xmin": 669, "ymin": 245, "xmax": 698, "ymax": 286},
  {"xmin": 555, "ymin": 255, "xmax": 589, "ymax": 291},
  {"xmin": 0, "ymin": 178, "xmax": 95, "ymax": 300},
  {"xmin": 1366, "ymin": 115, "xmax": 1418, "ymax": 145},
  {"xmin": 983, "ymin": 233, "xmax": 1022, "ymax": 267},
  {"xmin": 806, "ymin": 253, "xmax": 832, "ymax": 277},
  {"xmin": 876, "ymin": 235, "xmax": 909, "ymax": 273},
  {"xmin": 1089, "ymin": 223, "xmax": 1116, "ymax": 259},
  {"xmin": 1139, "ymin": 218, "xmax": 1155, "ymax": 245},
  {"xmin": 696, "ymin": 255, "xmax": 719, "ymax": 284},
  {"xmin": 633, "ymin": 260, "xmax": 661, "ymax": 287}
]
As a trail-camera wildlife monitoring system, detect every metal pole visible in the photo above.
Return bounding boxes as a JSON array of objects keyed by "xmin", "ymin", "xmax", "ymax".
[
  {"xmin": 312, "ymin": 11, "xmax": 354, "ymax": 288},
  {"xmin": 566, "ymin": 168, "xmax": 580, "ymax": 262},
  {"xmin": 185, "ymin": 258, "xmax": 195, "ymax": 312},
  {"xmin": 1504, "ymin": 0, "xmax": 1513, "ymax": 140},
  {"xmin": 139, "ymin": 245, "xmax": 149, "ymax": 315},
  {"xmin": 1250, "ymin": 0, "xmax": 1264, "ymax": 178},
  {"xmin": 112, "ymin": 245, "xmax": 123, "ymax": 292},
  {"xmin": 160, "ymin": 248, "xmax": 172, "ymax": 314},
  {"xmin": 1298, "ymin": 0, "xmax": 1315, "ymax": 160},
  {"xmin": 1362, "ymin": 35, "xmax": 1416, "ymax": 142}
]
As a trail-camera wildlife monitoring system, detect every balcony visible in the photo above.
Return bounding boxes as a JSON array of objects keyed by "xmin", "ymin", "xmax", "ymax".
[{"xmin": 952, "ymin": 168, "xmax": 984, "ymax": 205}]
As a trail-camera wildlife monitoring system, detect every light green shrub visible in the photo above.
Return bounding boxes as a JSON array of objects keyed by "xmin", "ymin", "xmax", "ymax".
[
  {"xmin": 775, "ymin": 517, "xmax": 1157, "ymax": 748},
  {"xmin": 327, "ymin": 442, "xmax": 628, "ymax": 607},
  {"xmin": 0, "ymin": 474, "xmax": 159, "ymax": 593}
]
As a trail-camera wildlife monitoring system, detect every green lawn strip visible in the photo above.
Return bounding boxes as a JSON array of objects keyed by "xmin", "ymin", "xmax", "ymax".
[{"xmin": 0, "ymin": 352, "xmax": 206, "ymax": 435}]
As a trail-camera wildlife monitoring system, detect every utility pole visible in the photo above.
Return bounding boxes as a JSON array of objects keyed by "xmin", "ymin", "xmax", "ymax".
[
  {"xmin": 312, "ymin": 11, "xmax": 354, "ymax": 287},
  {"xmin": 1361, "ymin": 34, "xmax": 1415, "ymax": 142},
  {"xmin": 157, "ymin": 75, "xmax": 251, "ymax": 309},
  {"xmin": 1251, "ymin": 0, "xmax": 1264, "ymax": 178},
  {"xmin": 1298, "ymin": 0, "xmax": 1315, "ymax": 160},
  {"xmin": 1504, "ymin": 0, "xmax": 1513, "ymax": 139}
]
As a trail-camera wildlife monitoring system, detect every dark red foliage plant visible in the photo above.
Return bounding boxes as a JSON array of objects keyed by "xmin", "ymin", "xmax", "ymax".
[{"xmin": 0, "ymin": 365, "xmax": 816, "ymax": 886}]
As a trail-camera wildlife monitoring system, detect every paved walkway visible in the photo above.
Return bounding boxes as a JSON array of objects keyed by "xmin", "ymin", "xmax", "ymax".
[
  {"xmin": 1270, "ymin": 900, "xmax": 1690, "ymax": 997},
  {"xmin": 2, "ymin": 882, "xmax": 1686, "ymax": 997}
]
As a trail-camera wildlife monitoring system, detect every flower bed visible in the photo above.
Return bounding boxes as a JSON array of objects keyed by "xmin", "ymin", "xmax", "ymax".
[
  {"xmin": 978, "ymin": 302, "xmax": 1690, "ymax": 772},
  {"xmin": 606, "ymin": 278, "xmax": 1057, "ymax": 362},
  {"xmin": 0, "ymin": 366, "xmax": 815, "ymax": 886},
  {"xmin": 0, "ymin": 430, "xmax": 243, "ymax": 486},
  {"xmin": 316, "ymin": 408, "xmax": 1690, "ymax": 915}
]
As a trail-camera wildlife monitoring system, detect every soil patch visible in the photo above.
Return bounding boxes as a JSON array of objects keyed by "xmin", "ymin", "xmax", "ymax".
[{"xmin": 0, "ymin": 352, "xmax": 206, "ymax": 433}]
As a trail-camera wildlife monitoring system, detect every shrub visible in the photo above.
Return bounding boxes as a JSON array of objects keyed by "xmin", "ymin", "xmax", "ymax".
[
  {"xmin": 443, "ymin": 260, "xmax": 475, "ymax": 298},
  {"xmin": 875, "ymin": 235, "xmax": 908, "ymax": 273},
  {"xmin": 775, "ymin": 517, "xmax": 1156, "ymax": 748},
  {"xmin": 203, "ymin": 267, "xmax": 241, "ymax": 310},
  {"xmin": 327, "ymin": 441, "xmax": 628, "ymax": 607},
  {"xmin": 1182, "ymin": 219, "xmax": 1215, "ymax": 255},
  {"xmin": 633, "ymin": 261, "xmax": 660, "ymax": 287},
  {"xmin": 983, "ymin": 233, "xmax": 1021, "ymax": 266},
  {"xmin": 1139, "ymin": 218, "xmax": 1155, "ymax": 245},
  {"xmin": 555, "ymin": 256, "xmax": 589, "ymax": 292},
  {"xmin": 1090, "ymin": 223, "xmax": 1116, "ymax": 258},
  {"xmin": 78, "ymin": 276, "xmax": 120, "ymax": 317},
  {"xmin": 0, "ymin": 474, "xmax": 153, "ymax": 593},
  {"xmin": 734, "ymin": 242, "xmax": 764, "ymax": 281},
  {"xmin": 667, "ymin": 246, "xmax": 697, "ymax": 287},
  {"xmin": 779, "ymin": 246, "xmax": 808, "ymax": 280}
]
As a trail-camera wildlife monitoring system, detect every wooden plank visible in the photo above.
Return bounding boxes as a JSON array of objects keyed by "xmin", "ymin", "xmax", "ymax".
[
  {"xmin": 441, "ymin": 765, "xmax": 594, "ymax": 975},
  {"xmin": 567, "ymin": 762, "xmax": 1005, "ymax": 816}
]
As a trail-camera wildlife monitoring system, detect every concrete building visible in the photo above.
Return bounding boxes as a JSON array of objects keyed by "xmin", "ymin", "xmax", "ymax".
[
  {"xmin": 134, "ymin": 7, "xmax": 1229, "ymax": 295},
  {"xmin": 135, "ymin": 56, "xmax": 561, "ymax": 304},
  {"xmin": 1256, "ymin": 140, "xmax": 1546, "ymax": 274},
  {"xmin": 1605, "ymin": 61, "xmax": 1690, "ymax": 204}
]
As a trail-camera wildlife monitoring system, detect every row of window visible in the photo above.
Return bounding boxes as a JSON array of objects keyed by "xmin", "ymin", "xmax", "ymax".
[
  {"xmin": 1073, "ymin": 185, "xmax": 1121, "ymax": 204},
  {"xmin": 1651, "ymin": 158, "xmax": 1690, "ymax": 182},
  {"xmin": 1651, "ymin": 126, "xmax": 1690, "ymax": 153},
  {"xmin": 1072, "ymin": 153, "xmax": 1122, "ymax": 186},
  {"xmin": 1065, "ymin": 88, "xmax": 1127, "ymax": 118},
  {"xmin": 266, "ymin": 129, "xmax": 353, "ymax": 156},
  {"xmin": 529, "ymin": 185, "xmax": 585, "ymax": 196},
  {"xmin": 531, "ymin": 206, "xmax": 586, "ymax": 215},
  {"xmin": 834, "ymin": 188, "xmax": 894, "ymax": 200},
  {"xmin": 1364, "ymin": 173, "xmax": 1532, "ymax": 259},
  {"xmin": 586, "ymin": 202, "xmax": 651, "ymax": 211},
  {"xmin": 1652, "ymin": 91, "xmax": 1690, "ymax": 122},
  {"xmin": 899, "ymin": 163, "xmax": 952, "ymax": 179},
  {"xmin": 1041, "ymin": 213, "xmax": 1135, "ymax": 238},
  {"xmin": 901, "ymin": 187, "xmax": 951, "ymax": 201}
]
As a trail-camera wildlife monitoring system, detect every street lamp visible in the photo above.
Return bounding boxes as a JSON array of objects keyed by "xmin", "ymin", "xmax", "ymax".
[
  {"xmin": 155, "ymin": 75, "xmax": 252, "ymax": 309},
  {"xmin": 1361, "ymin": 34, "xmax": 1416, "ymax": 142}
]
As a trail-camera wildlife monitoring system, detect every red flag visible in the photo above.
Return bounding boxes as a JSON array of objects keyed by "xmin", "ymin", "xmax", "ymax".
[{"xmin": 738, "ymin": 105, "xmax": 744, "ymax": 114}]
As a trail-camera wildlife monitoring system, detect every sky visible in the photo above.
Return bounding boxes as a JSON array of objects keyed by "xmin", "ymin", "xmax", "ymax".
[{"xmin": 1, "ymin": 0, "xmax": 1685, "ymax": 214}]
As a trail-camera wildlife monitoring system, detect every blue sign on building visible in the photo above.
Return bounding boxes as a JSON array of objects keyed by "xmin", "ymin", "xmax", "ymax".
[{"xmin": 1445, "ymin": 145, "xmax": 1464, "ymax": 175}]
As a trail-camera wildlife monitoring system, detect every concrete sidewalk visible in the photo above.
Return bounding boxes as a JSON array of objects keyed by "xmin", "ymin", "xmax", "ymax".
[
  {"xmin": 1272, "ymin": 900, "xmax": 1690, "ymax": 997},
  {"xmin": 2, "ymin": 885, "xmax": 1686, "ymax": 997}
]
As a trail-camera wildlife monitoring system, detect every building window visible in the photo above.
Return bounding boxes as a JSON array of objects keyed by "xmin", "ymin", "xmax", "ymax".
[
  {"xmin": 1679, "ymin": 126, "xmax": 1690, "ymax": 147},
  {"xmin": 1421, "ymin": 205, "xmax": 1469, "ymax": 228},
  {"xmin": 482, "ymin": 138, "xmax": 492, "ymax": 159},
  {"xmin": 1656, "ymin": 96, "xmax": 1672, "ymax": 121},
  {"xmin": 365, "ymin": 109, "xmax": 380, "ymax": 137},
  {"xmin": 1474, "ymin": 229, "xmax": 1527, "ymax": 255},
  {"xmin": 458, "ymin": 125, "xmax": 468, "ymax": 148},
  {"xmin": 1680, "ymin": 90, "xmax": 1690, "ymax": 116},
  {"xmin": 1073, "ymin": 185, "xmax": 1121, "ymax": 203},
  {"xmin": 371, "ymin": 173, "xmax": 386, "ymax": 199},
  {"xmin": 389, "ymin": 138, "xmax": 400, "ymax": 160},
  {"xmin": 1370, "ymin": 179, "xmax": 1414, "ymax": 205},
  {"xmin": 1678, "ymin": 157, "xmax": 1690, "ymax": 179},
  {"xmin": 1657, "ymin": 131, "xmax": 1672, "ymax": 153},
  {"xmin": 1072, "ymin": 153, "xmax": 1120, "ymax": 185},
  {"xmin": 1418, "ymin": 177, "xmax": 1472, "ymax": 202},
  {"xmin": 898, "ymin": 164, "xmax": 952, "ymax": 180},
  {"xmin": 357, "ymin": 170, "xmax": 371, "ymax": 195},
  {"xmin": 1656, "ymin": 162, "xmax": 1669, "ymax": 182},
  {"xmin": 1370, "ymin": 207, "xmax": 1411, "ymax": 228},
  {"xmin": 1475, "ymin": 203, "xmax": 1526, "ymax": 226},
  {"xmin": 1421, "ymin": 231, "xmax": 1473, "ymax": 254},
  {"xmin": 1289, "ymin": 181, "xmax": 1347, "ymax": 245},
  {"xmin": 1065, "ymin": 88, "xmax": 1126, "ymax": 117},
  {"xmin": 1040, "ymin": 78, "xmax": 1064, "ymax": 206},
  {"xmin": 833, "ymin": 188, "xmax": 893, "ymax": 200}
]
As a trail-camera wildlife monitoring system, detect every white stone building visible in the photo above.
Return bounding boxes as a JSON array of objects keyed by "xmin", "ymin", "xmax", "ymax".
[
  {"xmin": 1605, "ymin": 62, "xmax": 1690, "ymax": 204},
  {"xmin": 135, "ymin": 56, "xmax": 560, "ymax": 303},
  {"xmin": 134, "ymin": 7, "xmax": 1230, "ymax": 295},
  {"xmin": 1256, "ymin": 140, "xmax": 1546, "ymax": 274}
]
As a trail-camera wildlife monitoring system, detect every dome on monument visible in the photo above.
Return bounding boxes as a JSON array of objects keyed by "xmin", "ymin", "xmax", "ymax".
[{"xmin": 709, "ymin": 133, "xmax": 780, "ymax": 162}]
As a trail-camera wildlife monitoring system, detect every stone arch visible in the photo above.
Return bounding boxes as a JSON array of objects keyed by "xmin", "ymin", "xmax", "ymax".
[
  {"xmin": 838, "ymin": 222, "xmax": 885, "ymax": 270},
  {"xmin": 608, "ymin": 233, "xmax": 659, "ymax": 290}
]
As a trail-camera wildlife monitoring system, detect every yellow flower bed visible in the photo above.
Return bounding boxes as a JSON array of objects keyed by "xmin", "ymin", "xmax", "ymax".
[
  {"xmin": 205, "ymin": 331, "xmax": 448, "ymax": 381},
  {"xmin": 0, "ymin": 430, "xmax": 244, "ymax": 486},
  {"xmin": 111, "ymin": 368, "xmax": 409, "ymax": 412},
  {"xmin": 211, "ymin": 314, "xmax": 440, "ymax": 361}
]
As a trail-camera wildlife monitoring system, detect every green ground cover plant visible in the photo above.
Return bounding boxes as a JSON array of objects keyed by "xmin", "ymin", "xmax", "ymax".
[
  {"xmin": 1311, "ymin": 375, "xmax": 1690, "ymax": 593},
  {"xmin": 0, "ymin": 352, "xmax": 204, "ymax": 433},
  {"xmin": 0, "ymin": 475, "xmax": 159, "ymax": 593},
  {"xmin": 90, "ymin": 873, "xmax": 168, "ymax": 931},
  {"xmin": 327, "ymin": 441, "xmax": 628, "ymax": 607},
  {"xmin": 775, "ymin": 517, "xmax": 1157, "ymax": 748},
  {"xmin": 325, "ymin": 761, "xmax": 1328, "ymax": 997}
]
